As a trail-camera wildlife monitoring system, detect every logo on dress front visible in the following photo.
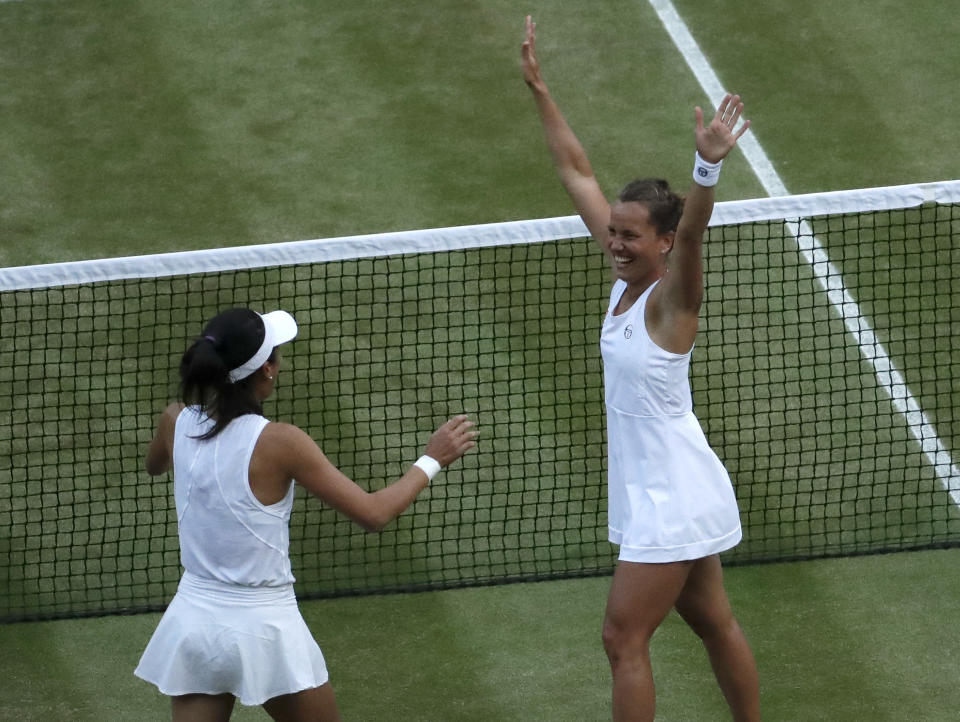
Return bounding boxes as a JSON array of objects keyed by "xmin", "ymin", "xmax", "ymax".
[{"xmin": 624, "ymin": 324, "xmax": 633, "ymax": 339}]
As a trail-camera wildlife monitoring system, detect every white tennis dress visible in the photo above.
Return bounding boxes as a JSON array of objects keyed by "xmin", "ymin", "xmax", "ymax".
[
  {"xmin": 601, "ymin": 279, "xmax": 742, "ymax": 562},
  {"xmin": 135, "ymin": 407, "xmax": 328, "ymax": 705}
]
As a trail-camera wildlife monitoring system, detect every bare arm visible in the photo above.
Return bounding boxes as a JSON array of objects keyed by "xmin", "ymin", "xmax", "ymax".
[
  {"xmin": 269, "ymin": 415, "xmax": 478, "ymax": 532},
  {"xmin": 522, "ymin": 16, "xmax": 610, "ymax": 244},
  {"xmin": 649, "ymin": 94, "xmax": 750, "ymax": 351},
  {"xmin": 144, "ymin": 402, "xmax": 184, "ymax": 475}
]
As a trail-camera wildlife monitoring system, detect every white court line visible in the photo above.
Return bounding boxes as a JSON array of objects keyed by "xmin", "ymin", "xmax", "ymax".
[{"xmin": 648, "ymin": 0, "xmax": 960, "ymax": 506}]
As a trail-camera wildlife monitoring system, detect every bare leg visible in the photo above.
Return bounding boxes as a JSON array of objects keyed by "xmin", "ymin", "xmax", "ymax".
[
  {"xmin": 674, "ymin": 555, "xmax": 760, "ymax": 722},
  {"xmin": 263, "ymin": 682, "xmax": 341, "ymax": 722},
  {"xmin": 171, "ymin": 693, "xmax": 236, "ymax": 722},
  {"xmin": 602, "ymin": 560, "xmax": 694, "ymax": 722}
]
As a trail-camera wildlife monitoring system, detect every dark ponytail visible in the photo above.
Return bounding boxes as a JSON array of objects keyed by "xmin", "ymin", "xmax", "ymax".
[{"xmin": 179, "ymin": 309, "xmax": 273, "ymax": 440}]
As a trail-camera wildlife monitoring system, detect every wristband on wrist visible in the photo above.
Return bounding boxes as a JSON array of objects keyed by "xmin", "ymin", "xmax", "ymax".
[
  {"xmin": 413, "ymin": 455, "xmax": 442, "ymax": 481},
  {"xmin": 692, "ymin": 151, "xmax": 723, "ymax": 187}
]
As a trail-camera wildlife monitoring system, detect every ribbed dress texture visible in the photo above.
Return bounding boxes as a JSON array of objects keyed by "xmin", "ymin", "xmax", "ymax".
[
  {"xmin": 135, "ymin": 407, "xmax": 328, "ymax": 705},
  {"xmin": 601, "ymin": 279, "xmax": 742, "ymax": 562}
]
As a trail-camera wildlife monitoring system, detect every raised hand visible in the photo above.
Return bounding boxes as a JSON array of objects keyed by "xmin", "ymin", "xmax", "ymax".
[
  {"xmin": 521, "ymin": 15, "xmax": 543, "ymax": 89},
  {"xmin": 695, "ymin": 93, "xmax": 750, "ymax": 163},
  {"xmin": 423, "ymin": 414, "xmax": 478, "ymax": 467}
]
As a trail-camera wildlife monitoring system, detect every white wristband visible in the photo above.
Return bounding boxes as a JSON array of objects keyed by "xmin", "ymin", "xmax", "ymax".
[
  {"xmin": 693, "ymin": 151, "xmax": 723, "ymax": 187},
  {"xmin": 413, "ymin": 455, "xmax": 442, "ymax": 481}
]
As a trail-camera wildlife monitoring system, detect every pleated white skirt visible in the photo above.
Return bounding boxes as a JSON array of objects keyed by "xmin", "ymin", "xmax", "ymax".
[{"xmin": 134, "ymin": 572, "xmax": 329, "ymax": 706}]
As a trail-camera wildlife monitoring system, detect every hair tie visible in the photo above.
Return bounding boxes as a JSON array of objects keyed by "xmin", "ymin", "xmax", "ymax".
[{"xmin": 204, "ymin": 335, "xmax": 217, "ymax": 344}]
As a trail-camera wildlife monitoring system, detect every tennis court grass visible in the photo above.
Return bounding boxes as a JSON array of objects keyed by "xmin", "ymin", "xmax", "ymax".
[
  {"xmin": 2, "ymin": 549, "xmax": 959, "ymax": 721},
  {"xmin": 2, "ymin": 3, "xmax": 959, "ymax": 722}
]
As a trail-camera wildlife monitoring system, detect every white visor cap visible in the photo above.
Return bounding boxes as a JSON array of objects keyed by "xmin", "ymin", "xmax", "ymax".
[{"xmin": 227, "ymin": 310, "xmax": 298, "ymax": 383}]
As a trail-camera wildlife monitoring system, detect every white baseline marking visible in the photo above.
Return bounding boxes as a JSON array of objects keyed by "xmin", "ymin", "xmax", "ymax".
[{"xmin": 648, "ymin": 0, "xmax": 960, "ymax": 505}]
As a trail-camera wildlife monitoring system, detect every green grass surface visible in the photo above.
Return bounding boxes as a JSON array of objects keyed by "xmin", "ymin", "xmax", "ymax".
[
  {"xmin": 3, "ymin": 0, "xmax": 960, "ymax": 616},
  {"xmin": 2, "ymin": 1, "xmax": 957, "ymax": 267},
  {"xmin": 2, "ymin": 549, "xmax": 959, "ymax": 721},
  {"xmin": 1, "ymin": 1, "xmax": 959, "ymax": 719},
  {"xmin": 672, "ymin": 0, "xmax": 960, "ymax": 193}
]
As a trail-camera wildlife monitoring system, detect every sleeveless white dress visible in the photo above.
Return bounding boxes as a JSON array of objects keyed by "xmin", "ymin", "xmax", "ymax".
[
  {"xmin": 134, "ymin": 407, "xmax": 328, "ymax": 705},
  {"xmin": 601, "ymin": 279, "xmax": 742, "ymax": 562}
]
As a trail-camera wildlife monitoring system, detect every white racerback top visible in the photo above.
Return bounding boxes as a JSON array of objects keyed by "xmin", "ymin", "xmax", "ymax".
[
  {"xmin": 173, "ymin": 407, "xmax": 296, "ymax": 586},
  {"xmin": 600, "ymin": 279, "xmax": 742, "ymax": 562}
]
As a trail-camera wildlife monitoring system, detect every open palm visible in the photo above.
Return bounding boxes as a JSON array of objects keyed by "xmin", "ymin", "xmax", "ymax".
[{"xmin": 695, "ymin": 93, "xmax": 750, "ymax": 163}]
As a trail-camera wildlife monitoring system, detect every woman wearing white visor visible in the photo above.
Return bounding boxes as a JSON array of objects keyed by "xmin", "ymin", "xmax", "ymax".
[{"xmin": 135, "ymin": 307, "xmax": 477, "ymax": 721}]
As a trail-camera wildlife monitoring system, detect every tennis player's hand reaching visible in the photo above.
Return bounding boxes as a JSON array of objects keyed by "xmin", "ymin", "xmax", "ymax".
[
  {"xmin": 261, "ymin": 414, "xmax": 478, "ymax": 534},
  {"xmin": 423, "ymin": 414, "xmax": 478, "ymax": 467},
  {"xmin": 695, "ymin": 93, "xmax": 750, "ymax": 163}
]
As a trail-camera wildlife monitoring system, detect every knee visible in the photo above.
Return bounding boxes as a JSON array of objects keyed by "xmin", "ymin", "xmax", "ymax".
[
  {"xmin": 601, "ymin": 620, "xmax": 619, "ymax": 659},
  {"xmin": 602, "ymin": 618, "xmax": 652, "ymax": 664}
]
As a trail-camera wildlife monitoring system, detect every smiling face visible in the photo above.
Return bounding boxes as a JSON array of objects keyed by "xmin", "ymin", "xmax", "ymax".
[{"xmin": 605, "ymin": 201, "xmax": 674, "ymax": 287}]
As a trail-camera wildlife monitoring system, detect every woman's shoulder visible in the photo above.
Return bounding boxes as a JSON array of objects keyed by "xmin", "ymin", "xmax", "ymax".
[
  {"xmin": 258, "ymin": 420, "xmax": 313, "ymax": 447},
  {"xmin": 253, "ymin": 421, "xmax": 322, "ymax": 472}
]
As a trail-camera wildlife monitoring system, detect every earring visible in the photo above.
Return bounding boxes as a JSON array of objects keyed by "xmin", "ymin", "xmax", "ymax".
[{"xmin": 267, "ymin": 375, "xmax": 274, "ymax": 380}]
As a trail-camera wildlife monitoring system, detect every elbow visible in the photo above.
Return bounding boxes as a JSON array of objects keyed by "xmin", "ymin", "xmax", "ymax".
[
  {"xmin": 144, "ymin": 459, "xmax": 167, "ymax": 477},
  {"xmin": 144, "ymin": 439, "xmax": 171, "ymax": 476},
  {"xmin": 356, "ymin": 489, "xmax": 403, "ymax": 533},
  {"xmin": 358, "ymin": 511, "xmax": 390, "ymax": 533},
  {"xmin": 351, "ymin": 486, "xmax": 413, "ymax": 532},
  {"xmin": 355, "ymin": 498, "xmax": 395, "ymax": 533},
  {"xmin": 144, "ymin": 447, "xmax": 171, "ymax": 476}
]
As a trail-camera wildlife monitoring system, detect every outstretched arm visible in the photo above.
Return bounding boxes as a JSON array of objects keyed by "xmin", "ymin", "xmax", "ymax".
[
  {"xmin": 522, "ymin": 15, "xmax": 610, "ymax": 244},
  {"xmin": 274, "ymin": 415, "xmax": 478, "ymax": 532},
  {"xmin": 650, "ymin": 94, "xmax": 750, "ymax": 352}
]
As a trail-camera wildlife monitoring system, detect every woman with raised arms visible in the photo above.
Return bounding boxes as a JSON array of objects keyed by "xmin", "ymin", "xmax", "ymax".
[{"xmin": 522, "ymin": 16, "xmax": 760, "ymax": 722}]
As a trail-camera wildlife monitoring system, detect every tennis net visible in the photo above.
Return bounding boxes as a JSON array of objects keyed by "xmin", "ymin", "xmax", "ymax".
[{"xmin": 1, "ymin": 180, "xmax": 959, "ymax": 622}]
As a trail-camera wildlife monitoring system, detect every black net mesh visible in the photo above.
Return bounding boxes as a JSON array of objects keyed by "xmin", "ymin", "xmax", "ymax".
[{"xmin": 1, "ymin": 202, "xmax": 958, "ymax": 621}]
